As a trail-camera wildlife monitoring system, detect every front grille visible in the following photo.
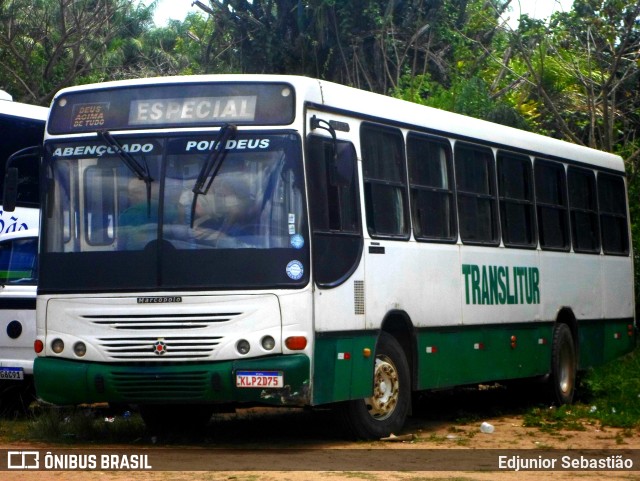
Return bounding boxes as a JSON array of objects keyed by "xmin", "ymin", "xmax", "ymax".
[
  {"xmin": 84, "ymin": 312, "xmax": 240, "ymax": 330},
  {"xmin": 109, "ymin": 370, "xmax": 209, "ymax": 401},
  {"xmin": 97, "ymin": 336, "xmax": 223, "ymax": 360}
]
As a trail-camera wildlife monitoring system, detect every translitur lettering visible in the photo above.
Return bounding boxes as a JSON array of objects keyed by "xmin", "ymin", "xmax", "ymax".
[{"xmin": 462, "ymin": 264, "xmax": 540, "ymax": 305}]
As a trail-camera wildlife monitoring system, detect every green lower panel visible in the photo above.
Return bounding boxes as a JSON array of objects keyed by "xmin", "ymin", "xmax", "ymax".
[
  {"xmin": 34, "ymin": 354, "xmax": 310, "ymax": 406},
  {"xmin": 313, "ymin": 333, "xmax": 377, "ymax": 405},
  {"xmin": 579, "ymin": 319, "xmax": 636, "ymax": 369},
  {"xmin": 416, "ymin": 324, "xmax": 554, "ymax": 390}
]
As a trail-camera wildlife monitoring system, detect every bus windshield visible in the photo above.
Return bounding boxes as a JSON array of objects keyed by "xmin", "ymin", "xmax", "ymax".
[
  {"xmin": 0, "ymin": 236, "xmax": 38, "ymax": 286},
  {"xmin": 41, "ymin": 131, "xmax": 309, "ymax": 292}
]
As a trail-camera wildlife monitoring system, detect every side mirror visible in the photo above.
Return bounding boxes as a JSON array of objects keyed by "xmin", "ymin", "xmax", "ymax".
[{"xmin": 2, "ymin": 167, "xmax": 18, "ymax": 212}]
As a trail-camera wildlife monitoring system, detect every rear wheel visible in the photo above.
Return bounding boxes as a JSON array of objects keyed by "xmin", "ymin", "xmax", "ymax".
[
  {"xmin": 338, "ymin": 332, "xmax": 411, "ymax": 439},
  {"xmin": 550, "ymin": 323, "xmax": 577, "ymax": 405}
]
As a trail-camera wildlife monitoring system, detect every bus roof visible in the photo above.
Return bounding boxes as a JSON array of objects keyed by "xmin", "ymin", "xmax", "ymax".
[
  {"xmin": 51, "ymin": 74, "xmax": 624, "ymax": 173},
  {"xmin": 0, "ymin": 99, "xmax": 48, "ymax": 122}
]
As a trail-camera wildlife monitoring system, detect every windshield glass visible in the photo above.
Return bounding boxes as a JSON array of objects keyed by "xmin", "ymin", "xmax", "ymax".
[
  {"xmin": 41, "ymin": 132, "xmax": 308, "ymax": 292},
  {"xmin": 0, "ymin": 237, "xmax": 38, "ymax": 285}
]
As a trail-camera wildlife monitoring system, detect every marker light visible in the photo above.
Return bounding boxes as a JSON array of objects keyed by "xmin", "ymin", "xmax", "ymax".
[
  {"xmin": 74, "ymin": 342, "xmax": 87, "ymax": 357},
  {"xmin": 236, "ymin": 339, "xmax": 251, "ymax": 355},
  {"xmin": 51, "ymin": 338, "xmax": 64, "ymax": 354},
  {"xmin": 34, "ymin": 339, "xmax": 44, "ymax": 354},
  {"xmin": 261, "ymin": 335, "xmax": 276, "ymax": 351},
  {"xmin": 285, "ymin": 336, "xmax": 307, "ymax": 351}
]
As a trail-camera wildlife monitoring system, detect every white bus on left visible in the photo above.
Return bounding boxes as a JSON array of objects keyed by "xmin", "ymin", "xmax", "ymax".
[{"xmin": 0, "ymin": 92, "xmax": 46, "ymax": 414}]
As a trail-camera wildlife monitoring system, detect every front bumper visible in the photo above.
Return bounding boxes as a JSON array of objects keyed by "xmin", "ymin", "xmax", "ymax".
[{"xmin": 34, "ymin": 354, "xmax": 310, "ymax": 406}]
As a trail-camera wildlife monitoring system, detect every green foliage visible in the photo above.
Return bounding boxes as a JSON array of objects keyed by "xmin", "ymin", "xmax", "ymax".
[
  {"xmin": 580, "ymin": 348, "xmax": 640, "ymax": 428},
  {"xmin": 523, "ymin": 348, "xmax": 640, "ymax": 431}
]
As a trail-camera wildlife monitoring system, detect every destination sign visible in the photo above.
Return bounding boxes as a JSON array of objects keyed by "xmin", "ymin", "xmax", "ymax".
[
  {"xmin": 129, "ymin": 96, "xmax": 257, "ymax": 125},
  {"xmin": 48, "ymin": 82, "xmax": 295, "ymax": 134},
  {"xmin": 72, "ymin": 102, "xmax": 110, "ymax": 129}
]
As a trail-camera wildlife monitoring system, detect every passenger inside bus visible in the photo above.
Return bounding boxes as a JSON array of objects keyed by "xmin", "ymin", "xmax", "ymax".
[
  {"xmin": 118, "ymin": 177, "xmax": 159, "ymax": 250},
  {"xmin": 187, "ymin": 175, "xmax": 260, "ymax": 247}
]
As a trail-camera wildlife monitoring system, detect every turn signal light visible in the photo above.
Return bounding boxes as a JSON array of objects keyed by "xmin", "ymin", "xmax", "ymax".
[{"xmin": 285, "ymin": 336, "xmax": 307, "ymax": 350}]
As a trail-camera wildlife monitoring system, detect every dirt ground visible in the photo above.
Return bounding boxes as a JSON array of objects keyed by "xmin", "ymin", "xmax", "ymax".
[{"xmin": 3, "ymin": 386, "xmax": 640, "ymax": 481}]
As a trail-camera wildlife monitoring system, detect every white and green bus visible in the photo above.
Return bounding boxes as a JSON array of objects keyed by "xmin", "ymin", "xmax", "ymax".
[
  {"xmin": 0, "ymin": 93, "xmax": 46, "ymax": 414},
  {"xmin": 6, "ymin": 75, "xmax": 633, "ymax": 438}
]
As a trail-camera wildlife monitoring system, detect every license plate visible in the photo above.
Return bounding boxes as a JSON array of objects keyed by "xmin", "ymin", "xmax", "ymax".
[
  {"xmin": 236, "ymin": 371, "xmax": 283, "ymax": 388},
  {"xmin": 0, "ymin": 367, "xmax": 24, "ymax": 381}
]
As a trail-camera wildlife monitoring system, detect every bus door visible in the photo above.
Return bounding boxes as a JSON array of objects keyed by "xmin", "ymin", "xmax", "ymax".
[{"xmin": 305, "ymin": 112, "xmax": 369, "ymax": 403}]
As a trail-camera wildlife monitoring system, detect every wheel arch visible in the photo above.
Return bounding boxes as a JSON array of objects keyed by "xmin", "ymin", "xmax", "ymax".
[
  {"xmin": 556, "ymin": 307, "xmax": 579, "ymax": 364},
  {"xmin": 379, "ymin": 310, "xmax": 417, "ymax": 391}
]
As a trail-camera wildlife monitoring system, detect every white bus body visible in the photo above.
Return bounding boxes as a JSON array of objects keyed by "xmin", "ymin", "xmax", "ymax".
[{"xmin": 26, "ymin": 75, "xmax": 634, "ymax": 438}]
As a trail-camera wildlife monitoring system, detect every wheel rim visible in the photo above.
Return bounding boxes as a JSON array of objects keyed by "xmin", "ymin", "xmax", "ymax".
[
  {"xmin": 365, "ymin": 355, "xmax": 400, "ymax": 420},
  {"xmin": 558, "ymin": 340, "xmax": 575, "ymax": 394}
]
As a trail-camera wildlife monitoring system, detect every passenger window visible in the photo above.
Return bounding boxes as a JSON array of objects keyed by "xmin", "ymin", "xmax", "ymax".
[
  {"xmin": 535, "ymin": 159, "xmax": 570, "ymax": 250},
  {"xmin": 455, "ymin": 142, "xmax": 498, "ymax": 244},
  {"xmin": 406, "ymin": 133, "xmax": 456, "ymax": 241},
  {"xmin": 360, "ymin": 123, "xmax": 409, "ymax": 238},
  {"xmin": 598, "ymin": 173, "xmax": 629, "ymax": 255},
  {"xmin": 568, "ymin": 167, "xmax": 600, "ymax": 253},
  {"xmin": 497, "ymin": 151, "xmax": 536, "ymax": 248}
]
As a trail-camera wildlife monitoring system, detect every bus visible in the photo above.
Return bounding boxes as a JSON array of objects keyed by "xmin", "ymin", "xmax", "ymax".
[
  {"xmin": 0, "ymin": 94, "xmax": 46, "ymax": 414},
  {"xmin": 0, "ymin": 228, "xmax": 39, "ymax": 413},
  {"xmin": 6, "ymin": 75, "xmax": 633, "ymax": 438}
]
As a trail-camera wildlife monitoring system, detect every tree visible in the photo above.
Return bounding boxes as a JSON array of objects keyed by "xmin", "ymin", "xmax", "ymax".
[
  {"xmin": 510, "ymin": 0, "xmax": 640, "ymax": 159},
  {"xmin": 0, "ymin": 0, "xmax": 155, "ymax": 104}
]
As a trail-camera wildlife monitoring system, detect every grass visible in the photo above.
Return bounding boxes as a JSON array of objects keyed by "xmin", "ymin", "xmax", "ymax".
[
  {"xmin": 523, "ymin": 346, "xmax": 640, "ymax": 431},
  {"xmin": 24, "ymin": 405, "xmax": 147, "ymax": 444}
]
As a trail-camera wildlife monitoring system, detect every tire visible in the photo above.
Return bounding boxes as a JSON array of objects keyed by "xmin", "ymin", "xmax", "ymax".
[
  {"xmin": 549, "ymin": 323, "xmax": 577, "ymax": 405},
  {"xmin": 338, "ymin": 332, "xmax": 411, "ymax": 440}
]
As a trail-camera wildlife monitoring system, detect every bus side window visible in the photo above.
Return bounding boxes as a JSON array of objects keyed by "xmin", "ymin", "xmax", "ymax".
[
  {"xmin": 455, "ymin": 142, "xmax": 499, "ymax": 245},
  {"xmin": 568, "ymin": 167, "xmax": 600, "ymax": 254},
  {"xmin": 360, "ymin": 123, "xmax": 409, "ymax": 239},
  {"xmin": 497, "ymin": 151, "xmax": 536, "ymax": 248},
  {"xmin": 306, "ymin": 135, "xmax": 362, "ymax": 287},
  {"xmin": 535, "ymin": 159, "xmax": 570, "ymax": 251},
  {"xmin": 406, "ymin": 133, "xmax": 457, "ymax": 242},
  {"xmin": 597, "ymin": 173, "xmax": 629, "ymax": 255}
]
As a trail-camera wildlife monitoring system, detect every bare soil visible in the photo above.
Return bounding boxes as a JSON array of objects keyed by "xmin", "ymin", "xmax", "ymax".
[{"xmin": 3, "ymin": 386, "xmax": 640, "ymax": 481}]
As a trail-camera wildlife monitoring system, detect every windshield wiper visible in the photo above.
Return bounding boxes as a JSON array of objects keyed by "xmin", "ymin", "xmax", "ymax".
[
  {"xmin": 190, "ymin": 124, "xmax": 237, "ymax": 227},
  {"xmin": 98, "ymin": 130, "xmax": 154, "ymax": 216}
]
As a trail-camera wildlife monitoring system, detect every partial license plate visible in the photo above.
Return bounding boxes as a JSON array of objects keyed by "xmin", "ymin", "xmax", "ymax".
[
  {"xmin": 236, "ymin": 370, "xmax": 283, "ymax": 388},
  {"xmin": 0, "ymin": 367, "xmax": 24, "ymax": 381}
]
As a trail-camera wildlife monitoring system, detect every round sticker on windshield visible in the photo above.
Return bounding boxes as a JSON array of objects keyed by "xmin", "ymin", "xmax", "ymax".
[
  {"xmin": 286, "ymin": 260, "xmax": 304, "ymax": 280},
  {"xmin": 290, "ymin": 234, "xmax": 304, "ymax": 249}
]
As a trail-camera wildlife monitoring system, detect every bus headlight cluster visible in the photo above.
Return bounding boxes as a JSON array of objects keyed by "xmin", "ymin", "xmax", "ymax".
[
  {"xmin": 74, "ymin": 342, "xmax": 87, "ymax": 357},
  {"xmin": 236, "ymin": 339, "xmax": 251, "ymax": 355},
  {"xmin": 261, "ymin": 335, "xmax": 276, "ymax": 351},
  {"xmin": 51, "ymin": 338, "xmax": 64, "ymax": 354}
]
